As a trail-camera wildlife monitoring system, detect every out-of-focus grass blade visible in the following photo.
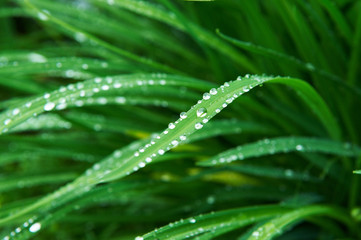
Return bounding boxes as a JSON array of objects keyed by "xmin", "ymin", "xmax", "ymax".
[
  {"xmin": 353, "ymin": 170, "xmax": 361, "ymax": 174},
  {"xmin": 104, "ymin": 0, "xmax": 258, "ymax": 72},
  {"xmin": 186, "ymin": 119, "xmax": 276, "ymax": 143},
  {"xmin": 199, "ymin": 137, "xmax": 360, "ymax": 166}
]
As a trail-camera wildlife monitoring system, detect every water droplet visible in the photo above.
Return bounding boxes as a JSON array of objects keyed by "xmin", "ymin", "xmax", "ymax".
[
  {"xmin": 145, "ymin": 157, "xmax": 152, "ymax": 163},
  {"xmin": 101, "ymin": 85, "xmax": 109, "ymax": 91},
  {"xmin": 203, "ymin": 92, "xmax": 210, "ymax": 100},
  {"xmin": 252, "ymin": 231, "xmax": 260, "ymax": 237},
  {"xmin": 75, "ymin": 32, "xmax": 86, "ymax": 42},
  {"xmin": 4, "ymin": 119, "xmax": 11, "ymax": 125},
  {"xmin": 180, "ymin": 112, "xmax": 187, "ymax": 119},
  {"xmin": 44, "ymin": 102, "xmax": 55, "ymax": 111},
  {"xmin": 158, "ymin": 149, "xmax": 165, "ymax": 155},
  {"xmin": 82, "ymin": 64, "xmax": 88, "ymax": 69},
  {"xmin": 168, "ymin": 123, "xmax": 175, "ymax": 129},
  {"xmin": 43, "ymin": 93, "xmax": 50, "ymax": 99},
  {"xmin": 215, "ymin": 108, "xmax": 221, "ymax": 113},
  {"xmin": 207, "ymin": 195, "xmax": 215, "ymax": 204},
  {"xmin": 189, "ymin": 218, "xmax": 196, "ymax": 223},
  {"xmin": 210, "ymin": 88, "xmax": 217, "ymax": 95},
  {"xmin": 202, "ymin": 118, "xmax": 208, "ymax": 124},
  {"xmin": 15, "ymin": 227, "xmax": 21, "ymax": 233},
  {"xmin": 29, "ymin": 222, "xmax": 41, "ymax": 233},
  {"xmin": 296, "ymin": 145, "xmax": 304, "ymax": 151},
  {"xmin": 197, "ymin": 108, "xmax": 207, "ymax": 117},
  {"xmin": 37, "ymin": 12, "xmax": 48, "ymax": 21},
  {"xmin": 134, "ymin": 152, "xmax": 139, "ymax": 157},
  {"xmin": 139, "ymin": 162, "xmax": 146, "ymax": 168},
  {"xmin": 195, "ymin": 122, "xmax": 203, "ymax": 129},
  {"xmin": 171, "ymin": 140, "xmax": 178, "ymax": 146},
  {"xmin": 180, "ymin": 135, "xmax": 186, "ymax": 141},
  {"xmin": 135, "ymin": 237, "xmax": 143, "ymax": 240},
  {"xmin": 285, "ymin": 169, "xmax": 294, "ymax": 177}
]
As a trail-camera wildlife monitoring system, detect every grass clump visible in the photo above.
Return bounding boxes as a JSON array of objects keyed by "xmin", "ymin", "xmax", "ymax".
[{"xmin": 0, "ymin": 0, "xmax": 361, "ymax": 239}]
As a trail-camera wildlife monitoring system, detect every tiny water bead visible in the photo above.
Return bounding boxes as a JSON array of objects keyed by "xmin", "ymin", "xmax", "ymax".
[
  {"xmin": 210, "ymin": 88, "xmax": 217, "ymax": 95},
  {"xmin": 195, "ymin": 122, "xmax": 203, "ymax": 129},
  {"xmin": 189, "ymin": 218, "xmax": 196, "ymax": 223},
  {"xmin": 296, "ymin": 144, "xmax": 304, "ymax": 151},
  {"xmin": 29, "ymin": 222, "xmax": 41, "ymax": 233},
  {"xmin": 203, "ymin": 92, "xmax": 211, "ymax": 100},
  {"xmin": 180, "ymin": 112, "xmax": 187, "ymax": 119},
  {"xmin": 134, "ymin": 237, "xmax": 143, "ymax": 240},
  {"xmin": 196, "ymin": 107, "xmax": 207, "ymax": 117},
  {"xmin": 44, "ymin": 102, "xmax": 56, "ymax": 111},
  {"xmin": 4, "ymin": 119, "xmax": 11, "ymax": 125},
  {"xmin": 168, "ymin": 123, "xmax": 175, "ymax": 129}
]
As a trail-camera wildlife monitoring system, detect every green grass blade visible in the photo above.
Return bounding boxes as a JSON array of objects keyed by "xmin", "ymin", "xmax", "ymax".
[
  {"xmin": 140, "ymin": 205, "xmax": 289, "ymax": 240},
  {"xmin": 247, "ymin": 205, "xmax": 356, "ymax": 240},
  {"xmin": 199, "ymin": 137, "xmax": 360, "ymax": 166}
]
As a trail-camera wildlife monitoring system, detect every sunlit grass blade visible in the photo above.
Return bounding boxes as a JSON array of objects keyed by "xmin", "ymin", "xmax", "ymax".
[
  {"xmin": 140, "ymin": 205, "xmax": 290, "ymax": 240},
  {"xmin": 199, "ymin": 137, "xmax": 360, "ymax": 166},
  {"xmin": 247, "ymin": 205, "xmax": 357, "ymax": 240}
]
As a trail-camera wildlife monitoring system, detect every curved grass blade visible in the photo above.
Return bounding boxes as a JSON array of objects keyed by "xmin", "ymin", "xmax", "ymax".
[
  {"xmin": 247, "ymin": 205, "xmax": 357, "ymax": 240},
  {"xmin": 199, "ymin": 137, "xmax": 361, "ymax": 166},
  {"xmin": 0, "ymin": 73, "xmax": 213, "ymax": 134},
  {"xmin": 139, "ymin": 205, "xmax": 290, "ymax": 240},
  {"xmin": 104, "ymin": 0, "xmax": 258, "ymax": 72},
  {"xmin": 0, "ymin": 74, "xmax": 338, "ymax": 238},
  {"xmin": 186, "ymin": 119, "xmax": 277, "ymax": 143},
  {"xmin": 23, "ymin": 0, "xmax": 183, "ymax": 75}
]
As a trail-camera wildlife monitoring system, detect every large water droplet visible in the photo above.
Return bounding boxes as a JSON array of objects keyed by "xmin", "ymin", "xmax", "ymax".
[
  {"xmin": 210, "ymin": 88, "xmax": 217, "ymax": 95},
  {"xmin": 180, "ymin": 112, "xmax": 187, "ymax": 119},
  {"xmin": 203, "ymin": 93, "xmax": 210, "ymax": 100},
  {"xmin": 44, "ymin": 102, "xmax": 55, "ymax": 111},
  {"xmin": 296, "ymin": 145, "xmax": 304, "ymax": 151},
  {"xmin": 29, "ymin": 223, "xmax": 41, "ymax": 233},
  {"xmin": 197, "ymin": 108, "xmax": 207, "ymax": 117}
]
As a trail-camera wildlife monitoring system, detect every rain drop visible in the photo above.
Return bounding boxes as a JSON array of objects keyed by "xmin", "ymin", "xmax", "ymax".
[
  {"xmin": 210, "ymin": 88, "xmax": 217, "ymax": 95},
  {"xmin": 296, "ymin": 145, "xmax": 304, "ymax": 151},
  {"xmin": 29, "ymin": 223, "xmax": 41, "ymax": 233},
  {"xmin": 189, "ymin": 218, "xmax": 196, "ymax": 223},
  {"xmin": 180, "ymin": 112, "xmax": 187, "ymax": 119},
  {"xmin": 44, "ymin": 102, "xmax": 55, "ymax": 111},
  {"xmin": 203, "ymin": 92, "xmax": 211, "ymax": 100},
  {"xmin": 4, "ymin": 119, "xmax": 11, "ymax": 125},
  {"xmin": 195, "ymin": 122, "xmax": 203, "ymax": 129},
  {"xmin": 168, "ymin": 123, "xmax": 175, "ymax": 129},
  {"xmin": 197, "ymin": 108, "xmax": 207, "ymax": 117}
]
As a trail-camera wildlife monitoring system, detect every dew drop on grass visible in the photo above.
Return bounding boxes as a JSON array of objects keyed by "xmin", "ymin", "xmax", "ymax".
[
  {"xmin": 180, "ymin": 112, "xmax": 187, "ymax": 119},
  {"xmin": 44, "ymin": 102, "xmax": 55, "ymax": 111},
  {"xmin": 4, "ymin": 119, "xmax": 11, "ymax": 125},
  {"xmin": 210, "ymin": 88, "xmax": 217, "ymax": 95},
  {"xmin": 197, "ymin": 107, "xmax": 207, "ymax": 117},
  {"xmin": 180, "ymin": 135, "xmax": 186, "ymax": 141},
  {"xmin": 135, "ymin": 237, "xmax": 143, "ymax": 240},
  {"xmin": 29, "ymin": 222, "xmax": 41, "ymax": 233},
  {"xmin": 203, "ymin": 92, "xmax": 211, "ymax": 100},
  {"xmin": 296, "ymin": 144, "xmax": 304, "ymax": 151},
  {"xmin": 158, "ymin": 149, "xmax": 165, "ymax": 155},
  {"xmin": 37, "ymin": 12, "xmax": 48, "ymax": 21},
  {"xmin": 168, "ymin": 123, "xmax": 175, "ymax": 129},
  {"xmin": 189, "ymin": 218, "xmax": 196, "ymax": 223},
  {"xmin": 252, "ymin": 231, "xmax": 260, "ymax": 237},
  {"xmin": 195, "ymin": 122, "xmax": 203, "ymax": 129}
]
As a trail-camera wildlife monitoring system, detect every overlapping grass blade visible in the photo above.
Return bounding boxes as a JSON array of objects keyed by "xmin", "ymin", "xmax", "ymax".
[
  {"xmin": 140, "ymin": 205, "xmax": 289, "ymax": 240},
  {"xmin": 247, "ymin": 205, "xmax": 356, "ymax": 240},
  {"xmin": 199, "ymin": 137, "xmax": 360, "ymax": 166}
]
